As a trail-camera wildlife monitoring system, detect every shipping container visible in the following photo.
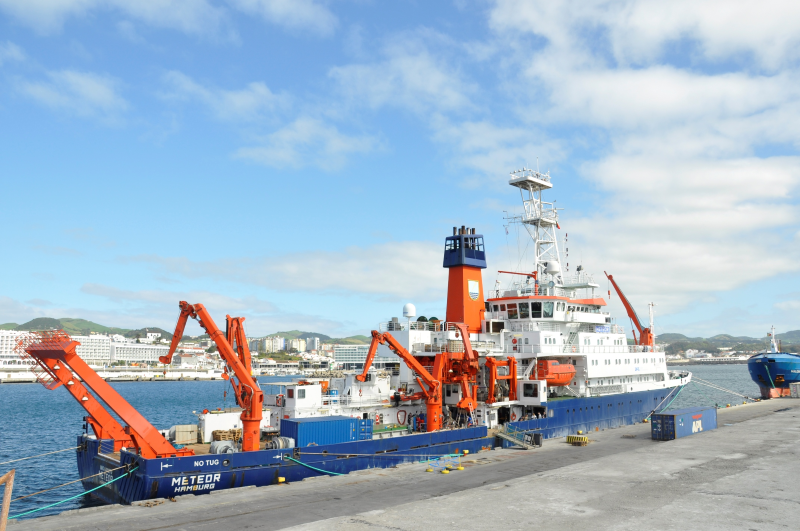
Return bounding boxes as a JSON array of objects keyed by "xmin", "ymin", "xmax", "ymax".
[
  {"xmin": 280, "ymin": 416, "xmax": 373, "ymax": 447},
  {"xmin": 651, "ymin": 406, "xmax": 717, "ymax": 441}
]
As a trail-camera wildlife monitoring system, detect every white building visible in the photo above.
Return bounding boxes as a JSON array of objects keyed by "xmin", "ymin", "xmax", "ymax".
[
  {"xmin": 287, "ymin": 338, "xmax": 306, "ymax": 352},
  {"xmin": 0, "ymin": 330, "xmax": 27, "ymax": 366},
  {"xmin": 110, "ymin": 342, "xmax": 171, "ymax": 364},
  {"xmin": 306, "ymin": 337, "xmax": 320, "ymax": 351},
  {"xmin": 333, "ymin": 344, "xmax": 395, "ymax": 370},
  {"xmin": 72, "ymin": 335, "xmax": 112, "ymax": 364}
]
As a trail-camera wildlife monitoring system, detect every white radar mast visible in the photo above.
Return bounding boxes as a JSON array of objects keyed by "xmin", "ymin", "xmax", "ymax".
[{"xmin": 507, "ymin": 167, "xmax": 563, "ymax": 286}]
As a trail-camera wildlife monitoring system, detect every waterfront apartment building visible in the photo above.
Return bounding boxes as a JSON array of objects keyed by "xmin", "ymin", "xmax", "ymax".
[
  {"xmin": 306, "ymin": 337, "xmax": 320, "ymax": 351},
  {"xmin": 72, "ymin": 334, "xmax": 113, "ymax": 364},
  {"xmin": 333, "ymin": 345, "xmax": 396, "ymax": 370},
  {"xmin": 110, "ymin": 342, "xmax": 171, "ymax": 364},
  {"xmin": 0, "ymin": 330, "xmax": 26, "ymax": 365}
]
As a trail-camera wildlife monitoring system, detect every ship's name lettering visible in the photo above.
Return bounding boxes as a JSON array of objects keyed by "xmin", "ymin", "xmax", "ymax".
[{"xmin": 172, "ymin": 474, "xmax": 221, "ymax": 493}]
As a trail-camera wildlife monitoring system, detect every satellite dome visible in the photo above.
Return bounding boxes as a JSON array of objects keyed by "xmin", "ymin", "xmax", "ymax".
[
  {"xmin": 403, "ymin": 303, "xmax": 416, "ymax": 319},
  {"xmin": 545, "ymin": 261, "xmax": 561, "ymax": 275}
]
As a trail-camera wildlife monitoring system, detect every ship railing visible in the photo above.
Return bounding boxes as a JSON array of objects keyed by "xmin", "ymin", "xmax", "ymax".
[
  {"xmin": 627, "ymin": 345, "xmax": 664, "ymax": 353},
  {"xmin": 379, "ymin": 321, "xmax": 460, "ymax": 332},
  {"xmin": 507, "ymin": 321, "xmax": 561, "ymax": 333}
]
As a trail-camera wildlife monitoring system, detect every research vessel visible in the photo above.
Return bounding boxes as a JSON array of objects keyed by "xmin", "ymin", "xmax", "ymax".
[
  {"xmin": 17, "ymin": 167, "xmax": 691, "ymax": 505},
  {"xmin": 748, "ymin": 326, "xmax": 800, "ymax": 398}
]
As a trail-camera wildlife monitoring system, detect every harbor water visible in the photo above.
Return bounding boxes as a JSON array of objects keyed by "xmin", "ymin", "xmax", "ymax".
[{"xmin": 0, "ymin": 366, "xmax": 756, "ymax": 520}]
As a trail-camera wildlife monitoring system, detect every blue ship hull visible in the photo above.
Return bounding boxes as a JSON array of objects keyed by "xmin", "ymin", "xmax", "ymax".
[
  {"xmin": 748, "ymin": 353, "xmax": 800, "ymax": 398},
  {"xmin": 76, "ymin": 386, "xmax": 684, "ymax": 504}
]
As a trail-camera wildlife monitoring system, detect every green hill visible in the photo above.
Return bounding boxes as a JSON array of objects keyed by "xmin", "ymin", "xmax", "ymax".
[
  {"xmin": 0, "ymin": 323, "xmax": 18, "ymax": 330},
  {"xmin": 14, "ymin": 317, "xmax": 129, "ymax": 336},
  {"xmin": 272, "ymin": 330, "xmax": 333, "ymax": 341},
  {"xmin": 329, "ymin": 335, "xmax": 370, "ymax": 345}
]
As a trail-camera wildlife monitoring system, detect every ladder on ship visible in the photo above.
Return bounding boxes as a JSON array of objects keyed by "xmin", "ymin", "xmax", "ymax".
[{"xmin": 562, "ymin": 330, "xmax": 579, "ymax": 354}]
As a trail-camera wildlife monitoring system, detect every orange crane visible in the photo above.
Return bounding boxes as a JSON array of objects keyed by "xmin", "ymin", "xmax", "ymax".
[
  {"xmin": 160, "ymin": 302, "xmax": 264, "ymax": 452},
  {"xmin": 17, "ymin": 330, "xmax": 193, "ymax": 458},
  {"xmin": 604, "ymin": 272, "xmax": 654, "ymax": 347},
  {"xmin": 357, "ymin": 323, "xmax": 479, "ymax": 431},
  {"xmin": 484, "ymin": 357, "xmax": 518, "ymax": 403}
]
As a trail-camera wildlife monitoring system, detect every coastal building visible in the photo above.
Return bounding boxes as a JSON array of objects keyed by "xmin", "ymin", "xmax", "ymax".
[
  {"xmin": 333, "ymin": 344, "xmax": 396, "ymax": 370},
  {"xmin": 0, "ymin": 330, "xmax": 27, "ymax": 365},
  {"xmin": 72, "ymin": 335, "xmax": 112, "ymax": 364},
  {"xmin": 306, "ymin": 337, "xmax": 320, "ymax": 351},
  {"xmin": 110, "ymin": 342, "xmax": 171, "ymax": 364}
]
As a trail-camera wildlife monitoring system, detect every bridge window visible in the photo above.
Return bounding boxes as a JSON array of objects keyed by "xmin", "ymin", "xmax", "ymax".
[
  {"xmin": 298, "ymin": 389, "xmax": 306, "ymax": 399},
  {"xmin": 531, "ymin": 302, "xmax": 542, "ymax": 318},
  {"xmin": 507, "ymin": 303, "xmax": 518, "ymax": 319},
  {"xmin": 523, "ymin": 383, "xmax": 538, "ymax": 397},
  {"xmin": 500, "ymin": 304, "xmax": 506, "ymax": 311},
  {"xmin": 543, "ymin": 301, "xmax": 554, "ymax": 318},
  {"xmin": 568, "ymin": 306, "xmax": 575, "ymax": 311},
  {"xmin": 493, "ymin": 304, "xmax": 499, "ymax": 311},
  {"xmin": 519, "ymin": 302, "xmax": 530, "ymax": 318}
]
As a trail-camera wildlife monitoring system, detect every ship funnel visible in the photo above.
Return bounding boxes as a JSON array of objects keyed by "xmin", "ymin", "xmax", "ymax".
[{"xmin": 443, "ymin": 227, "xmax": 487, "ymax": 332}]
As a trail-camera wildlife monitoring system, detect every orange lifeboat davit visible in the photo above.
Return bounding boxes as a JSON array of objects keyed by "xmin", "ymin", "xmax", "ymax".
[{"xmin": 535, "ymin": 359, "xmax": 575, "ymax": 387}]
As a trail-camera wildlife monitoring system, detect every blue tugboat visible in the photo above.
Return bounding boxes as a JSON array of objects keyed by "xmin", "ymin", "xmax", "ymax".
[{"xmin": 748, "ymin": 326, "xmax": 800, "ymax": 398}]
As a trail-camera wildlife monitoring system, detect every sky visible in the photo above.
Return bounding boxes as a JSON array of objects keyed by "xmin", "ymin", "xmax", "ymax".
[{"xmin": 1, "ymin": 0, "xmax": 799, "ymax": 340}]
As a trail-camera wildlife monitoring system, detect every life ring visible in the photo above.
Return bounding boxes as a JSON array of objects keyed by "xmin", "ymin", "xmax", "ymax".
[
  {"xmin": 512, "ymin": 338, "xmax": 517, "ymax": 344},
  {"xmin": 572, "ymin": 346, "xmax": 576, "ymax": 353},
  {"xmin": 511, "ymin": 412, "xmax": 517, "ymax": 421},
  {"xmin": 397, "ymin": 410, "xmax": 407, "ymax": 424},
  {"xmin": 375, "ymin": 412, "xmax": 380, "ymax": 423},
  {"xmin": 276, "ymin": 395, "xmax": 282, "ymax": 406}
]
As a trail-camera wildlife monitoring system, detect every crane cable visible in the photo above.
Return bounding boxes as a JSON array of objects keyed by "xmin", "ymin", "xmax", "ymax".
[{"xmin": 0, "ymin": 446, "xmax": 80, "ymax": 466}]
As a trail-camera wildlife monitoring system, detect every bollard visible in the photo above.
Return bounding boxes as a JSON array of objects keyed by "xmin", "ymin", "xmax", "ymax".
[{"xmin": 1, "ymin": 469, "xmax": 14, "ymax": 531}]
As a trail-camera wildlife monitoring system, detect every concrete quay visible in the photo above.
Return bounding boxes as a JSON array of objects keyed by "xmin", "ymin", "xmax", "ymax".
[{"xmin": 11, "ymin": 399, "xmax": 800, "ymax": 531}]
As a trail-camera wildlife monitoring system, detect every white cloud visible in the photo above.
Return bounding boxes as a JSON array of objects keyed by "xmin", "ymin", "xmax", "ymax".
[
  {"xmin": 235, "ymin": 116, "xmax": 378, "ymax": 170},
  {"xmin": 228, "ymin": 0, "xmax": 337, "ymax": 36},
  {"xmin": 123, "ymin": 240, "xmax": 448, "ymax": 302},
  {"xmin": 775, "ymin": 300, "xmax": 800, "ymax": 312},
  {"xmin": 0, "ymin": 41, "xmax": 25, "ymax": 65},
  {"xmin": 18, "ymin": 70, "xmax": 128, "ymax": 122},
  {"xmin": 329, "ymin": 36, "xmax": 475, "ymax": 115},
  {"xmin": 162, "ymin": 70, "xmax": 289, "ymax": 122},
  {"xmin": 0, "ymin": 0, "xmax": 226, "ymax": 36},
  {"xmin": 490, "ymin": 0, "xmax": 800, "ymax": 70}
]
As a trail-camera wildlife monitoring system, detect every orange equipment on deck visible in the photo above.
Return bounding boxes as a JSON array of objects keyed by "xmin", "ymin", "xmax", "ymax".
[
  {"xmin": 160, "ymin": 302, "xmax": 264, "ymax": 452},
  {"xmin": 605, "ymin": 271, "xmax": 654, "ymax": 347},
  {"xmin": 357, "ymin": 323, "xmax": 479, "ymax": 432},
  {"xmin": 484, "ymin": 357, "xmax": 518, "ymax": 403},
  {"xmin": 534, "ymin": 359, "xmax": 575, "ymax": 387},
  {"xmin": 17, "ymin": 330, "xmax": 193, "ymax": 458}
]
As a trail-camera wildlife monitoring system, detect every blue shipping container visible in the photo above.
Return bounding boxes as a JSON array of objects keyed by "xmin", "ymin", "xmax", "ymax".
[
  {"xmin": 281, "ymin": 416, "xmax": 368, "ymax": 447},
  {"xmin": 651, "ymin": 406, "xmax": 717, "ymax": 440},
  {"xmin": 358, "ymin": 419, "xmax": 373, "ymax": 440}
]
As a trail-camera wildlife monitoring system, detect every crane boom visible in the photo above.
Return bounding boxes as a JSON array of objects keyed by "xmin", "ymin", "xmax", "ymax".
[
  {"xmin": 604, "ymin": 272, "xmax": 654, "ymax": 347},
  {"xmin": 357, "ymin": 330, "xmax": 444, "ymax": 431},
  {"xmin": 161, "ymin": 302, "xmax": 264, "ymax": 451}
]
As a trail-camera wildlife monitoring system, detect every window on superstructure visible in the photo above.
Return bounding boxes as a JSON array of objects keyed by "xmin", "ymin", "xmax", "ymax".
[
  {"xmin": 531, "ymin": 302, "xmax": 542, "ymax": 318},
  {"xmin": 543, "ymin": 301, "xmax": 554, "ymax": 318},
  {"xmin": 507, "ymin": 303, "xmax": 518, "ymax": 319},
  {"xmin": 500, "ymin": 304, "xmax": 506, "ymax": 311},
  {"xmin": 568, "ymin": 306, "xmax": 574, "ymax": 312},
  {"xmin": 519, "ymin": 302, "xmax": 530, "ymax": 319},
  {"xmin": 493, "ymin": 304, "xmax": 499, "ymax": 312}
]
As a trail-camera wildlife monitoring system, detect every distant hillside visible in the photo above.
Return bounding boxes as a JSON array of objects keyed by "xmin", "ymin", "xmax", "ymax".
[
  {"xmin": 273, "ymin": 330, "xmax": 333, "ymax": 341},
  {"xmin": 13, "ymin": 317, "xmax": 129, "ymax": 336},
  {"xmin": 657, "ymin": 329, "xmax": 800, "ymax": 354},
  {"xmin": 123, "ymin": 327, "xmax": 174, "ymax": 341},
  {"xmin": 0, "ymin": 323, "xmax": 18, "ymax": 330},
  {"xmin": 329, "ymin": 335, "xmax": 370, "ymax": 345}
]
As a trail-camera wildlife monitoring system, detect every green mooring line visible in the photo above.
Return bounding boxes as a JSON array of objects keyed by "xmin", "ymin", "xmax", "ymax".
[
  {"xmin": 285, "ymin": 456, "xmax": 344, "ymax": 476},
  {"xmin": 764, "ymin": 364, "xmax": 776, "ymax": 389},
  {"xmin": 9, "ymin": 466, "xmax": 139, "ymax": 520}
]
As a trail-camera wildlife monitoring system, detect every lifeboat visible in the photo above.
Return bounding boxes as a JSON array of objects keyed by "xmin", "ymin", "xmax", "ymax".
[{"xmin": 535, "ymin": 359, "xmax": 575, "ymax": 387}]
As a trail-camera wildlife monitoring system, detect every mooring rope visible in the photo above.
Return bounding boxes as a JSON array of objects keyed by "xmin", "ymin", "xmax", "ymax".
[
  {"xmin": 8, "ymin": 466, "xmax": 139, "ymax": 520},
  {"xmin": 691, "ymin": 376, "xmax": 757, "ymax": 401},
  {"xmin": 11, "ymin": 465, "xmax": 128, "ymax": 502},
  {"xmin": 0, "ymin": 447, "xmax": 80, "ymax": 467},
  {"xmin": 284, "ymin": 456, "xmax": 343, "ymax": 476}
]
